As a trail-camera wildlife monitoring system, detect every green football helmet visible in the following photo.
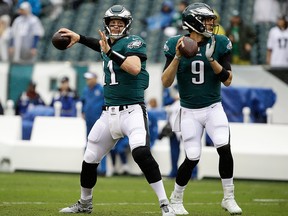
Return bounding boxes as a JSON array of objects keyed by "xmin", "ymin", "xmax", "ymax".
[
  {"xmin": 182, "ymin": 3, "xmax": 217, "ymax": 37},
  {"xmin": 103, "ymin": 5, "xmax": 133, "ymax": 39}
]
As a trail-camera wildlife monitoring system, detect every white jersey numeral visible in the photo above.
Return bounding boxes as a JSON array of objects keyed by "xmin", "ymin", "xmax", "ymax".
[
  {"xmin": 191, "ymin": 60, "xmax": 204, "ymax": 84},
  {"xmin": 104, "ymin": 60, "xmax": 119, "ymax": 85}
]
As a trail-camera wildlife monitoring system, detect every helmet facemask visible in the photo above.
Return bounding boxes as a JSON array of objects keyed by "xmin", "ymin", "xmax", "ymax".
[
  {"xmin": 182, "ymin": 3, "xmax": 217, "ymax": 38},
  {"xmin": 103, "ymin": 5, "xmax": 133, "ymax": 39}
]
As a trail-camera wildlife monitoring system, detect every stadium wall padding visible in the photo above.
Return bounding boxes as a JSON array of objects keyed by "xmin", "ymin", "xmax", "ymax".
[{"xmin": 1, "ymin": 63, "xmax": 288, "ymax": 124}]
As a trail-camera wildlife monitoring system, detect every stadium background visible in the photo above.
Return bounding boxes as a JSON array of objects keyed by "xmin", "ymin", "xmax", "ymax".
[{"xmin": 37, "ymin": 0, "xmax": 268, "ymax": 64}]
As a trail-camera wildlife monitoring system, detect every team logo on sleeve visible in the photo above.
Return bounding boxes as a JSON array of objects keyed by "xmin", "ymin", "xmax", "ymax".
[
  {"xmin": 164, "ymin": 42, "xmax": 169, "ymax": 52},
  {"xmin": 127, "ymin": 40, "xmax": 143, "ymax": 49},
  {"xmin": 227, "ymin": 40, "xmax": 232, "ymax": 50}
]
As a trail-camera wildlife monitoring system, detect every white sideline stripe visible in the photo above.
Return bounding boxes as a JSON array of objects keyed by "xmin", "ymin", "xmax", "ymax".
[
  {"xmin": 253, "ymin": 199, "xmax": 287, "ymax": 202},
  {"xmin": 1, "ymin": 202, "xmax": 45, "ymax": 205}
]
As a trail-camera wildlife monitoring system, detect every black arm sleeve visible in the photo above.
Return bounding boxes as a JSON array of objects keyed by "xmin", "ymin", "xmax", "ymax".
[
  {"xmin": 163, "ymin": 55, "xmax": 174, "ymax": 71},
  {"xmin": 78, "ymin": 34, "xmax": 101, "ymax": 52},
  {"xmin": 218, "ymin": 52, "xmax": 232, "ymax": 70}
]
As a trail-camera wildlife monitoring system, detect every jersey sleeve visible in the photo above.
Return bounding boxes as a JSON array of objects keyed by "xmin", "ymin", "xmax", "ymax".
[
  {"xmin": 125, "ymin": 35, "xmax": 147, "ymax": 60},
  {"xmin": 164, "ymin": 36, "xmax": 179, "ymax": 58},
  {"xmin": 215, "ymin": 34, "xmax": 233, "ymax": 56}
]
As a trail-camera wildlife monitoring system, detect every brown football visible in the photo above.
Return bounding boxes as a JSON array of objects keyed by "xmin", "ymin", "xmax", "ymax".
[
  {"xmin": 179, "ymin": 36, "xmax": 198, "ymax": 58},
  {"xmin": 51, "ymin": 31, "xmax": 71, "ymax": 50}
]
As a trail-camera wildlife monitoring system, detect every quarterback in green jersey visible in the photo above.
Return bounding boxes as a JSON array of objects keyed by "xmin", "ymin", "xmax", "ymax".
[
  {"xmin": 162, "ymin": 3, "xmax": 242, "ymax": 215},
  {"xmin": 58, "ymin": 5, "xmax": 175, "ymax": 216}
]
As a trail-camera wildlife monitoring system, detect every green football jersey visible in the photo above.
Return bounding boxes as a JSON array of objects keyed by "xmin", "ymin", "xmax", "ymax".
[
  {"xmin": 164, "ymin": 34, "xmax": 232, "ymax": 109},
  {"xmin": 101, "ymin": 35, "xmax": 149, "ymax": 106}
]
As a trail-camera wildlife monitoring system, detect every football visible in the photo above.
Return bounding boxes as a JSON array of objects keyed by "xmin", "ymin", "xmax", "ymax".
[
  {"xmin": 179, "ymin": 36, "xmax": 198, "ymax": 58},
  {"xmin": 51, "ymin": 31, "xmax": 71, "ymax": 50}
]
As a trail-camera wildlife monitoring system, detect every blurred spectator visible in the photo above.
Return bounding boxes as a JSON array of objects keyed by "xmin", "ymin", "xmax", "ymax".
[
  {"xmin": 253, "ymin": 0, "xmax": 281, "ymax": 24},
  {"xmin": 50, "ymin": 76, "xmax": 79, "ymax": 117},
  {"xmin": 81, "ymin": 71, "xmax": 105, "ymax": 175},
  {"xmin": 147, "ymin": 98, "xmax": 160, "ymax": 148},
  {"xmin": 266, "ymin": 15, "xmax": 288, "ymax": 67},
  {"xmin": 81, "ymin": 72, "xmax": 104, "ymax": 135},
  {"xmin": 21, "ymin": 105, "xmax": 54, "ymax": 140},
  {"xmin": 10, "ymin": 2, "xmax": 44, "ymax": 63},
  {"xmin": 213, "ymin": 10, "xmax": 226, "ymax": 35},
  {"xmin": 159, "ymin": 87, "xmax": 181, "ymax": 178},
  {"xmin": 143, "ymin": 0, "xmax": 175, "ymax": 31},
  {"xmin": 108, "ymin": 136, "xmax": 130, "ymax": 177},
  {"xmin": 16, "ymin": 0, "xmax": 41, "ymax": 17},
  {"xmin": 49, "ymin": 0, "xmax": 63, "ymax": 20},
  {"xmin": 0, "ymin": 0, "xmax": 10, "ymax": 17},
  {"xmin": 3, "ymin": 0, "xmax": 13, "ymax": 8},
  {"xmin": 165, "ymin": 0, "xmax": 188, "ymax": 36},
  {"xmin": 0, "ymin": 14, "xmax": 11, "ymax": 61},
  {"xmin": 0, "ymin": 100, "xmax": 3, "ymax": 114},
  {"xmin": 70, "ymin": 0, "xmax": 82, "ymax": 10},
  {"xmin": 15, "ymin": 81, "xmax": 45, "ymax": 116},
  {"xmin": 226, "ymin": 10, "xmax": 256, "ymax": 65}
]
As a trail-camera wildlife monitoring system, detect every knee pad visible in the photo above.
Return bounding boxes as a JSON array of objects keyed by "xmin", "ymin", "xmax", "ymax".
[
  {"xmin": 80, "ymin": 161, "xmax": 98, "ymax": 188},
  {"xmin": 84, "ymin": 148, "xmax": 99, "ymax": 163},
  {"xmin": 217, "ymin": 144, "xmax": 233, "ymax": 178},
  {"xmin": 176, "ymin": 158, "xmax": 199, "ymax": 186},
  {"xmin": 132, "ymin": 146, "xmax": 161, "ymax": 183},
  {"xmin": 217, "ymin": 144, "xmax": 232, "ymax": 158},
  {"xmin": 185, "ymin": 146, "xmax": 201, "ymax": 161}
]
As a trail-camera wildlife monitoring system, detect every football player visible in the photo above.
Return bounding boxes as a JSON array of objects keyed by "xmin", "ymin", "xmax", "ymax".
[
  {"xmin": 162, "ymin": 3, "xmax": 242, "ymax": 215},
  {"xmin": 58, "ymin": 5, "xmax": 175, "ymax": 216}
]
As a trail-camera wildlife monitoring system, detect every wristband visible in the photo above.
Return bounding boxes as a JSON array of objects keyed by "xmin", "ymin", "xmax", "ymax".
[
  {"xmin": 174, "ymin": 55, "xmax": 181, "ymax": 60},
  {"xmin": 217, "ymin": 68, "xmax": 230, "ymax": 82},
  {"xmin": 107, "ymin": 49, "xmax": 126, "ymax": 66}
]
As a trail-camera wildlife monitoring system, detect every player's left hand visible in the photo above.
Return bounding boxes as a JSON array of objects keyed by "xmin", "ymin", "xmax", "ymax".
[
  {"xmin": 205, "ymin": 35, "xmax": 215, "ymax": 62},
  {"xmin": 98, "ymin": 30, "xmax": 110, "ymax": 54}
]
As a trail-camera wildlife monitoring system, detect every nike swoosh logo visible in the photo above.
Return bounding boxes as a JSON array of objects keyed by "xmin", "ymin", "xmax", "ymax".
[{"xmin": 128, "ymin": 109, "xmax": 134, "ymax": 114}]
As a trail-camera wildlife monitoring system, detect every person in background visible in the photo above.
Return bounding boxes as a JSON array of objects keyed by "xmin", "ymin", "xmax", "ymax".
[
  {"xmin": 15, "ymin": 81, "xmax": 45, "ymax": 116},
  {"xmin": 162, "ymin": 3, "xmax": 242, "ymax": 215},
  {"xmin": 49, "ymin": 0, "xmax": 63, "ymax": 20},
  {"xmin": 108, "ymin": 136, "xmax": 130, "ymax": 176},
  {"xmin": 213, "ymin": 10, "xmax": 226, "ymax": 35},
  {"xmin": 226, "ymin": 10, "xmax": 256, "ymax": 65},
  {"xmin": 50, "ymin": 76, "xmax": 79, "ymax": 117},
  {"xmin": 159, "ymin": 86, "xmax": 184, "ymax": 178},
  {"xmin": 143, "ymin": 0, "xmax": 175, "ymax": 31},
  {"xmin": 9, "ymin": 2, "xmax": 44, "ymax": 63},
  {"xmin": 81, "ymin": 72, "xmax": 104, "ymax": 135},
  {"xmin": 0, "ymin": 14, "xmax": 11, "ymax": 61},
  {"xmin": 266, "ymin": 15, "xmax": 288, "ymax": 67},
  {"xmin": 147, "ymin": 98, "xmax": 159, "ymax": 148},
  {"xmin": 0, "ymin": 100, "xmax": 4, "ymax": 115},
  {"xmin": 0, "ymin": 0, "xmax": 10, "ymax": 17},
  {"xmin": 253, "ymin": 0, "xmax": 281, "ymax": 25},
  {"xmin": 170, "ymin": 0, "xmax": 189, "ymax": 35},
  {"xmin": 81, "ymin": 71, "xmax": 106, "ymax": 175},
  {"xmin": 16, "ymin": 0, "xmax": 41, "ymax": 17}
]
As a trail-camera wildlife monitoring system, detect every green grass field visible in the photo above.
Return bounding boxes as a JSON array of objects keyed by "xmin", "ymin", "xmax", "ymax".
[{"xmin": 0, "ymin": 172, "xmax": 287, "ymax": 216}]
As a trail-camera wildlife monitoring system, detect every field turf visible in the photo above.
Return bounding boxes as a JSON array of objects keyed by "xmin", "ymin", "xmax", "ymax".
[{"xmin": 0, "ymin": 172, "xmax": 287, "ymax": 215}]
